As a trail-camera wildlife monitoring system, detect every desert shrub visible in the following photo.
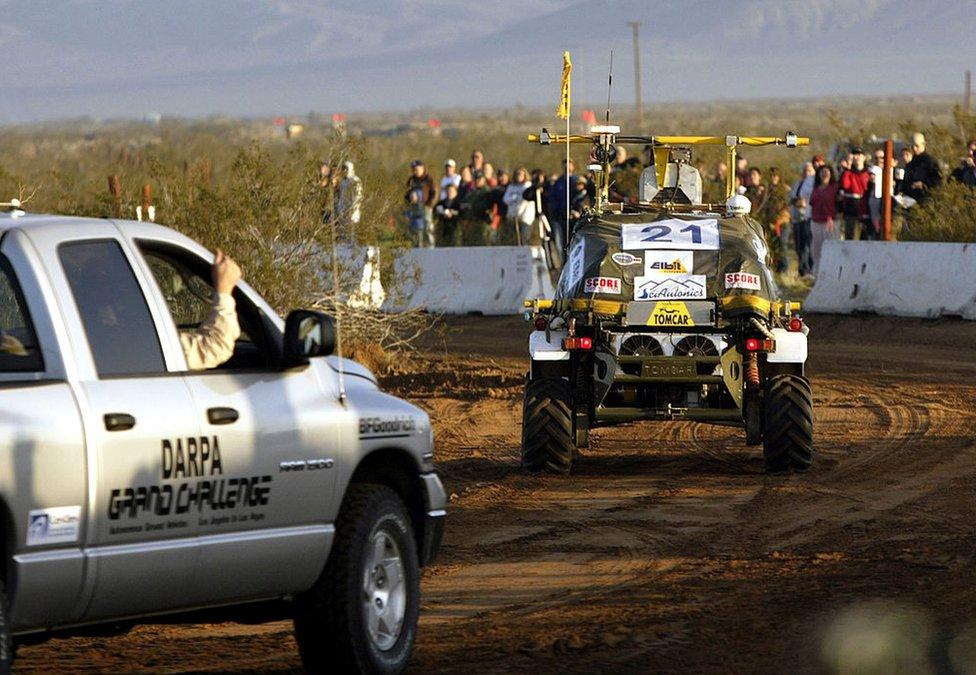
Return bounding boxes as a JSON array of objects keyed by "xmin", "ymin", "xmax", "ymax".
[{"xmin": 900, "ymin": 181, "xmax": 976, "ymax": 243}]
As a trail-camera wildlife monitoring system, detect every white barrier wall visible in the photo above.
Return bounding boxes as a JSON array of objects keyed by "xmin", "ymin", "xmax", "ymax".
[
  {"xmin": 320, "ymin": 246, "xmax": 386, "ymax": 310},
  {"xmin": 804, "ymin": 240, "xmax": 976, "ymax": 320},
  {"xmin": 384, "ymin": 246, "xmax": 556, "ymax": 315}
]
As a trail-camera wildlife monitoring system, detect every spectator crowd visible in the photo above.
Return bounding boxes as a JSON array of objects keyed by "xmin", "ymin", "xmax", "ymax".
[{"xmin": 320, "ymin": 134, "xmax": 976, "ymax": 279}]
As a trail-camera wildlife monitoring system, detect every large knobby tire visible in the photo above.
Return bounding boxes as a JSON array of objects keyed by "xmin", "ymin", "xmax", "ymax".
[
  {"xmin": 0, "ymin": 580, "xmax": 13, "ymax": 674},
  {"xmin": 522, "ymin": 376, "xmax": 576, "ymax": 474},
  {"xmin": 762, "ymin": 374, "xmax": 814, "ymax": 473},
  {"xmin": 294, "ymin": 484, "xmax": 420, "ymax": 675}
]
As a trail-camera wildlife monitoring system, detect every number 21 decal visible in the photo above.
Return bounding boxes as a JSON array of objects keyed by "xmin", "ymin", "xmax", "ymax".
[{"xmin": 623, "ymin": 218, "xmax": 720, "ymax": 250}]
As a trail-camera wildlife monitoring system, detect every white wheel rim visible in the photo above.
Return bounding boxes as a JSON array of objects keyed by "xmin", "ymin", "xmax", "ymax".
[{"xmin": 362, "ymin": 528, "xmax": 406, "ymax": 651}]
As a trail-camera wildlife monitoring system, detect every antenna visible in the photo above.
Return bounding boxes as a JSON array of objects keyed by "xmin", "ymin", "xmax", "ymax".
[
  {"xmin": 329, "ymin": 213, "xmax": 348, "ymax": 406},
  {"xmin": 605, "ymin": 50, "xmax": 614, "ymax": 124}
]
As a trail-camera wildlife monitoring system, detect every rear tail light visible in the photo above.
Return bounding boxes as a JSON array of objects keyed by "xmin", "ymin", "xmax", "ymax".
[
  {"xmin": 744, "ymin": 338, "xmax": 775, "ymax": 352},
  {"xmin": 788, "ymin": 316, "xmax": 803, "ymax": 332},
  {"xmin": 562, "ymin": 336, "xmax": 593, "ymax": 350},
  {"xmin": 534, "ymin": 316, "xmax": 548, "ymax": 331}
]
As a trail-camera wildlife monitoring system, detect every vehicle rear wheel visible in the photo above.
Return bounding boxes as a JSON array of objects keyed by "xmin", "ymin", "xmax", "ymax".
[
  {"xmin": 521, "ymin": 376, "xmax": 576, "ymax": 474},
  {"xmin": 0, "ymin": 580, "xmax": 13, "ymax": 674},
  {"xmin": 762, "ymin": 374, "xmax": 814, "ymax": 473},
  {"xmin": 294, "ymin": 484, "xmax": 419, "ymax": 675}
]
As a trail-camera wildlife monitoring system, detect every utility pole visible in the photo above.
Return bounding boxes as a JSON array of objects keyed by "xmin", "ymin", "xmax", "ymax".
[
  {"xmin": 965, "ymin": 70, "xmax": 972, "ymax": 114},
  {"xmin": 628, "ymin": 21, "xmax": 643, "ymax": 129}
]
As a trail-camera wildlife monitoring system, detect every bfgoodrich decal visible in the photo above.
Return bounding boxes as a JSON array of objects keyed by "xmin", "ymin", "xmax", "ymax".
[
  {"xmin": 634, "ymin": 274, "xmax": 707, "ymax": 300},
  {"xmin": 360, "ymin": 416, "xmax": 416, "ymax": 439}
]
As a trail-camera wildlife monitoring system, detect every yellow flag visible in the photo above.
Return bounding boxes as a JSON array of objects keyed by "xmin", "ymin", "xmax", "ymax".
[{"xmin": 555, "ymin": 51, "xmax": 572, "ymax": 119}]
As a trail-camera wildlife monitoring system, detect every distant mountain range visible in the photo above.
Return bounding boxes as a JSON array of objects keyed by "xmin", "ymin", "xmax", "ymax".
[{"xmin": 1, "ymin": 0, "xmax": 973, "ymax": 122}]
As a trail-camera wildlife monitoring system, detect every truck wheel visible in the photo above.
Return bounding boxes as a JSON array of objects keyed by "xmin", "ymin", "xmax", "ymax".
[
  {"xmin": 762, "ymin": 375, "xmax": 814, "ymax": 473},
  {"xmin": 0, "ymin": 581, "xmax": 13, "ymax": 674},
  {"xmin": 294, "ymin": 485, "xmax": 419, "ymax": 675},
  {"xmin": 522, "ymin": 376, "xmax": 576, "ymax": 474}
]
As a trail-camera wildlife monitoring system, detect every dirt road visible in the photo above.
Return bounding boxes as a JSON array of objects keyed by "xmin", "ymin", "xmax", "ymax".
[{"xmin": 15, "ymin": 314, "xmax": 976, "ymax": 673}]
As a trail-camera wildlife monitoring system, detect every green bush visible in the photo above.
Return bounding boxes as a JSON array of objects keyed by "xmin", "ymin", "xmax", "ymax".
[{"xmin": 901, "ymin": 181, "xmax": 976, "ymax": 243}]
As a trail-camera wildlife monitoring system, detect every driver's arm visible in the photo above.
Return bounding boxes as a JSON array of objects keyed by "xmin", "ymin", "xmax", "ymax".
[{"xmin": 180, "ymin": 249, "xmax": 242, "ymax": 370}]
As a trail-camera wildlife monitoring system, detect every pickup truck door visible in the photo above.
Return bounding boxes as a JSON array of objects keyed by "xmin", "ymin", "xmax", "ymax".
[
  {"xmin": 133, "ymin": 240, "xmax": 339, "ymax": 604},
  {"xmin": 0, "ymin": 231, "xmax": 88, "ymax": 630},
  {"xmin": 47, "ymin": 235, "xmax": 205, "ymax": 621}
]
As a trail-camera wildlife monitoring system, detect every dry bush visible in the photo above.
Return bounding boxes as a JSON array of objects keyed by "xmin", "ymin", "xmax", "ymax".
[{"xmin": 901, "ymin": 182, "xmax": 976, "ymax": 243}]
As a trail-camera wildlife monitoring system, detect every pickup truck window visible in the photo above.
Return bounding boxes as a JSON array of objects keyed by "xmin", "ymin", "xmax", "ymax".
[
  {"xmin": 59, "ymin": 240, "xmax": 166, "ymax": 377},
  {"xmin": 0, "ymin": 255, "xmax": 43, "ymax": 372},
  {"xmin": 139, "ymin": 244, "xmax": 277, "ymax": 370}
]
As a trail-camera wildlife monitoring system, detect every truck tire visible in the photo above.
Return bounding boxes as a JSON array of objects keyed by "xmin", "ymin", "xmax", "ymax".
[
  {"xmin": 762, "ymin": 375, "xmax": 814, "ymax": 473},
  {"xmin": 0, "ymin": 581, "xmax": 13, "ymax": 674},
  {"xmin": 521, "ymin": 377, "xmax": 576, "ymax": 474},
  {"xmin": 294, "ymin": 485, "xmax": 419, "ymax": 675}
]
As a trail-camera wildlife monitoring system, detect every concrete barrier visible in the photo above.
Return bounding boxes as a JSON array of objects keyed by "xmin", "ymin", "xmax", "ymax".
[
  {"xmin": 316, "ymin": 246, "xmax": 385, "ymax": 310},
  {"xmin": 384, "ymin": 246, "xmax": 556, "ymax": 315},
  {"xmin": 804, "ymin": 240, "xmax": 976, "ymax": 319}
]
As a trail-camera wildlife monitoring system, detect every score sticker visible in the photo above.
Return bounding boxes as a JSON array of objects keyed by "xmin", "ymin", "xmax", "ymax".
[
  {"xmin": 621, "ymin": 218, "xmax": 720, "ymax": 251},
  {"xmin": 584, "ymin": 276, "xmax": 622, "ymax": 294},
  {"xmin": 725, "ymin": 272, "xmax": 761, "ymax": 290}
]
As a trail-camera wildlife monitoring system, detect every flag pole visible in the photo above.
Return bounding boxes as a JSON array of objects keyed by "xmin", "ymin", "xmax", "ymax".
[{"xmin": 565, "ymin": 97, "xmax": 570, "ymax": 245}]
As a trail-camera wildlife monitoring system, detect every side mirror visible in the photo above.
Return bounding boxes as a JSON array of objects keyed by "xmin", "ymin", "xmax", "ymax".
[{"xmin": 283, "ymin": 310, "xmax": 335, "ymax": 365}]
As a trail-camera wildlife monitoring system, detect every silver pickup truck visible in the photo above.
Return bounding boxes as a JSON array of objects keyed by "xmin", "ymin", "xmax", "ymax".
[{"xmin": 0, "ymin": 212, "xmax": 445, "ymax": 674}]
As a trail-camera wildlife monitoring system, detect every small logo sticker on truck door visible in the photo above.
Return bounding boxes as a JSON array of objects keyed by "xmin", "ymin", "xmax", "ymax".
[{"xmin": 26, "ymin": 506, "xmax": 81, "ymax": 546}]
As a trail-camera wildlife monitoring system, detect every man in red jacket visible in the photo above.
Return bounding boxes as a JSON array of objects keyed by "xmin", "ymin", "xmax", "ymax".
[{"xmin": 839, "ymin": 146, "xmax": 872, "ymax": 240}]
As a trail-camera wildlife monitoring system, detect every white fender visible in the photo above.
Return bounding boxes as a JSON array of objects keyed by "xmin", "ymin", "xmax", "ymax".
[
  {"xmin": 767, "ymin": 328, "xmax": 807, "ymax": 363},
  {"xmin": 529, "ymin": 330, "xmax": 569, "ymax": 361}
]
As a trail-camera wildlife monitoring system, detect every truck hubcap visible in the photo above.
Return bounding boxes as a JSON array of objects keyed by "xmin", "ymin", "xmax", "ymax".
[{"xmin": 363, "ymin": 529, "xmax": 405, "ymax": 651}]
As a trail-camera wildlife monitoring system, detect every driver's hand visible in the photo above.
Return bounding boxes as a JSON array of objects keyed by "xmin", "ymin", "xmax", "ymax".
[
  {"xmin": 0, "ymin": 334, "xmax": 27, "ymax": 356},
  {"xmin": 212, "ymin": 248, "xmax": 242, "ymax": 295}
]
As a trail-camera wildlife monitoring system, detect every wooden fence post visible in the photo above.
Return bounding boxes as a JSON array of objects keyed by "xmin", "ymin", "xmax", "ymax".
[{"xmin": 107, "ymin": 175, "xmax": 122, "ymax": 218}]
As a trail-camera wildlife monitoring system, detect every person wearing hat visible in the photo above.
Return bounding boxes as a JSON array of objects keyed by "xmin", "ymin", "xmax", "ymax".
[
  {"xmin": 405, "ymin": 159, "xmax": 437, "ymax": 247},
  {"xmin": 439, "ymin": 158, "xmax": 461, "ymax": 201},
  {"xmin": 838, "ymin": 146, "xmax": 872, "ymax": 240},
  {"xmin": 902, "ymin": 133, "xmax": 941, "ymax": 203}
]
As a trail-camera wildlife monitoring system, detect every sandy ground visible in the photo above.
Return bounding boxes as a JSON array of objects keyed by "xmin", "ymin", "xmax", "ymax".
[{"xmin": 14, "ymin": 314, "xmax": 976, "ymax": 674}]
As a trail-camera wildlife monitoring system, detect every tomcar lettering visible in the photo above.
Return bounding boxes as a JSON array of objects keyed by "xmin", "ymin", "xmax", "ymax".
[
  {"xmin": 646, "ymin": 301, "xmax": 695, "ymax": 327},
  {"xmin": 359, "ymin": 416, "xmax": 416, "ymax": 439}
]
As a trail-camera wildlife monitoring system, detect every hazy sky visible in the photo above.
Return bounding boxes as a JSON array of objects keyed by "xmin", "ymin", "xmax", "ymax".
[{"xmin": 1, "ymin": 0, "xmax": 973, "ymax": 123}]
